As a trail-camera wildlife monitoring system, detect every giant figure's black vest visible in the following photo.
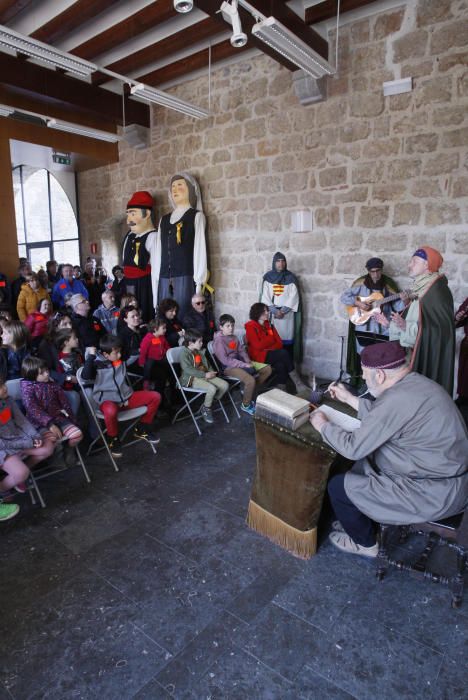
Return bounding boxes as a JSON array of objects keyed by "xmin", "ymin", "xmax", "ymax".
[
  {"xmin": 123, "ymin": 231, "xmax": 152, "ymax": 270},
  {"xmin": 159, "ymin": 208, "xmax": 197, "ymax": 278}
]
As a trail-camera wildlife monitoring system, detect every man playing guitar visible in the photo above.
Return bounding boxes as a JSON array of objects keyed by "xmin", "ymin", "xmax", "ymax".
[{"xmin": 340, "ymin": 257, "xmax": 405, "ymax": 387}]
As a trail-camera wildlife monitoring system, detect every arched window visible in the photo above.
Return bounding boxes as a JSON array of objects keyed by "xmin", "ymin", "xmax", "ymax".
[{"xmin": 13, "ymin": 166, "xmax": 80, "ymax": 269}]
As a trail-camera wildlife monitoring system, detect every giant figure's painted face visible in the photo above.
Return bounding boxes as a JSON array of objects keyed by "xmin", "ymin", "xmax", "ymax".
[
  {"xmin": 127, "ymin": 207, "xmax": 152, "ymax": 234},
  {"xmin": 171, "ymin": 178, "xmax": 190, "ymax": 208}
]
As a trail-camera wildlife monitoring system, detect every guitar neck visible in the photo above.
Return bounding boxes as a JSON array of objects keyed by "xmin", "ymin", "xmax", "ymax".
[{"xmin": 373, "ymin": 292, "xmax": 403, "ymax": 308}]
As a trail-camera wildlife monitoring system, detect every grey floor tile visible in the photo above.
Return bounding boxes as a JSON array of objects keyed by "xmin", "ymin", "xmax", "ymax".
[
  {"xmin": 179, "ymin": 648, "xmax": 300, "ymax": 699},
  {"xmin": 243, "ymin": 603, "xmax": 327, "ymax": 682},
  {"xmin": 2, "ymin": 571, "xmax": 169, "ymax": 700},
  {"xmin": 154, "ymin": 613, "xmax": 246, "ymax": 699},
  {"xmin": 305, "ymin": 611, "xmax": 444, "ymax": 700},
  {"xmin": 128, "ymin": 554, "xmax": 254, "ymax": 654},
  {"xmin": 200, "ymin": 470, "xmax": 253, "ymax": 519},
  {"xmin": 148, "ymin": 500, "xmax": 247, "ymax": 564},
  {"xmin": 226, "ymin": 557, "xmax": 303, "ymax": 623},
  {"xmin": 294, "ymin": 667, "xmax": 357, "ymax": 699},
  {"xmin": 273, "ymin": 544, "xmax": 374, "ymax": 632},
  {"xmin": 341, "ymin": 569, "xmax": 468, "ymax": 653}
]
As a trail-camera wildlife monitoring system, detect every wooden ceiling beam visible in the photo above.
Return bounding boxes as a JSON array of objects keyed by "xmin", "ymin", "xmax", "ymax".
[
  {"xmin": 92, "ymin": 16, "xmax": 224, "ymax": 87},
  {"xmin": 0, "ymin": 84, "xmax": 117, "ymax": 133},
  {"xmin": 0, "ymin": 52, "xmax": 150, "ymax": 127},
  {"xmin": 0, "ymin": 0, "xmax": 36, "ymax": 24},
  {"xmin": 70, "ymin": 0, "xmax": 177, "ymax": 62},
  {"xmin": 31, "ymin": 0, "xmax": 116, "ymax": 45},
  {"xmin": 138, "ymin": 38, "xmax": 249, "ymax": 86},
  {"xmin": 305, "ymin": 0, "xmax": 378, "ymax": 25}
]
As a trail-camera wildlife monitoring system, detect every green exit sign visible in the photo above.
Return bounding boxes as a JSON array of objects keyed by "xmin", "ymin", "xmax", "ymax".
[{"xmin": 52, "ymin": 151, "xmax": 71, "ymax": 165}]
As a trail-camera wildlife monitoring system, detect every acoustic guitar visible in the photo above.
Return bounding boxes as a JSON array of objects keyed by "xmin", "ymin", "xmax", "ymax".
[{"xmin": 347, "ymin": 290, "xmax": 416, "ymax": 326}]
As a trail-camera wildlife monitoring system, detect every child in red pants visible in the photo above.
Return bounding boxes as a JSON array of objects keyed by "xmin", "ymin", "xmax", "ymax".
[{"xmin": 82, "ymin": 334, "xmax": 161, "ymax": 457}]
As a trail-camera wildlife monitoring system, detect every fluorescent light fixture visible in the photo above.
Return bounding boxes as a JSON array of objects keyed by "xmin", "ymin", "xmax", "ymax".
[
  {"xmin": 383, "ymin": 77, "xmax": 412, "ymax": 97},
  {"xmin": 47, "ymin": 119, "xmax": 120, "ymax": 142},
  {"xmin": 252, "ymin": 16, "xmax": 334, "ymax": 79},
  {"xmin": 0, "ymin": 25, "xmax": 97, "ymax": 76},
  {"xmin": 130, "ymin": 84, "xmax": 209, "ymax": 120},
  {"xmin": 0, "ymin": 104, "xmax": 14, "ymax": 117}
]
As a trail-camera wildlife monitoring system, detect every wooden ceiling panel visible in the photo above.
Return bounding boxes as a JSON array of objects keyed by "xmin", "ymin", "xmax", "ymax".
[
  {"xmin": 92, "ymin": 16, "xmax": 224, "ymax": 87},
  {"xmin": 305, "ymin": 0, "xmax": 378, "ymax": 25},
  {"xmin": 31, "ymin": 0, "xmax": 116, "ymax": 45},
  {"xmin": 138, "ymin": 38, "xmax": 249, "ymax": 87},
  {"xmin": 0, "ymin": 0, "xmax": 36, "ymax": 24},
  {"xmin": 70, "ymin": 0, "xmax": 177, "ymax": 61}
]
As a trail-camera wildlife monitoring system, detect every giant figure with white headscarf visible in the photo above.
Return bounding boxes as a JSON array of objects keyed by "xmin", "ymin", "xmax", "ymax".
[{"xmin": 154, "ymin": 172, "xmax": 207, "ymax": 319}]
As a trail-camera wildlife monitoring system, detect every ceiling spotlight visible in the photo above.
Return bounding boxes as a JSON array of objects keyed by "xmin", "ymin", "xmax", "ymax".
[
  {"xmin": 221, "ymin": 0, "xmax": 247, "ymax": 48},
  {"xmin": 173, "ymin": 0, "xmax": 193, "ymax": 13}
]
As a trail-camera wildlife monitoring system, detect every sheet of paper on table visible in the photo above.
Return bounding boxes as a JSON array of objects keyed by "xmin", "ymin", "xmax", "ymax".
[{"xmin": 313, "ymin": 405, "xmax": 361, "ymax": 431}]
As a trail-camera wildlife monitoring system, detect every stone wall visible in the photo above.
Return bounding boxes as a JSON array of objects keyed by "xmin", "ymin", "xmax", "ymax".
[{"xmin": 78, "ymin": 0, "xmax": 468, "ymax": 380}]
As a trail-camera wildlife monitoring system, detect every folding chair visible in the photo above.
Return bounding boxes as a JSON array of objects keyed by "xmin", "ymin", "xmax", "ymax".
[
  {"xmin": 126, "ymin": 355, "xmax": 144, "ymax": 388},
  {"xmin": 166, "ymin": 347, "xmax": 229, "ymax": 436},
  {"xmin": 76, "ymin": 367, "xmax": 157, "ymax": 473},
  {"xmin": 6, "ymin": 379, "xmax": 90, "ymax": 509},
  {"xmin": 207, "ymin": 341, "xmax": 241, "ymax": 419}
]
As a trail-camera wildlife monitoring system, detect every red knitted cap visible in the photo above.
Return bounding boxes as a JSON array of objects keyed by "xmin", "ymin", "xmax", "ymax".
[{"xmin": 127, "ymin": 191, "xmax": 154, "ymax": 209}]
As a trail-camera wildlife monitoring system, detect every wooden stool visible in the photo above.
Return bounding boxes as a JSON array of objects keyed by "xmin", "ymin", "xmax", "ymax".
[{"xmin": 376, "ymin": 508, "xmax": 468, "ymax": 608}]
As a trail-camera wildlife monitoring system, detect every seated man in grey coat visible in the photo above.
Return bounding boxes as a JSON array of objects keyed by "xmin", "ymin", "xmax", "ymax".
[{"xmin": 310, "ymin": 341, "xmax": 468, "ymax": 558}]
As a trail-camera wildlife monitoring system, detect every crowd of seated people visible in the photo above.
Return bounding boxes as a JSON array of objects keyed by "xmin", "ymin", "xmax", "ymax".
[{"xmin": 0, "ymin": 256, "xmax": 310, "ymax": 522}]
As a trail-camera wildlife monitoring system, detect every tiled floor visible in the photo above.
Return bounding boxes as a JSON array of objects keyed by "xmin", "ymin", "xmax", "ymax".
[{"xmin": 1, "ymin": 405, "xmax": 467, "ymax": 699}]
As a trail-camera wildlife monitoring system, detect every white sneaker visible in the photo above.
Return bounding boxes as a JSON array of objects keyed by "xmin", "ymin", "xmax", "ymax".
[{"xmin": 329, "ymin": 530, "xmax": 379, "ymax": 558}]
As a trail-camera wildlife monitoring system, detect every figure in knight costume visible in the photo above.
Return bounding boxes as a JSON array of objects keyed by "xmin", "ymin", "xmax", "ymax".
[
  {"xmin": 155, "ymin": 173, "xmax": 207, "ymax": 320},
  {"xmin": 122, "ymin": 191, "xmax": 158, "ymax": 323},
  {"xmin": 261, "ymin": 252, "xmax": 303, "ymax": 364}
]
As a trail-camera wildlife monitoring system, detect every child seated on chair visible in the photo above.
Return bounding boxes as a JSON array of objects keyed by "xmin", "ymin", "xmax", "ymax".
[
  {"xmin": 118, "ymin": 306, "xmax": 145, "ymax": 367},
  {"xmin": 20, "ymin": 356, "xmax": 83, "ymax": 467},
  {"xmin": 213, "ymin": 314, "xmax": 272, "ymax": 416},
  {"xmin": 24, "ymin": 297, "xmax": 52, "ymax": 350},
  {"xmin": 54, "ymin": 329, "xmax": 84, "ymax": 392},
  {"xmin": 180, "ymin": 329, "xmax": 229, "ymax": 425},
  {"xmin": 0, "ymin": 374, "xmax": 55, "ymax": 496},
  {"xmin": 138, "ymin": 317, "xmax": 172, "ymax": 396},
  {"xmin": 81, "ymin": 334, "xmax": 161, "ymax": 457}
]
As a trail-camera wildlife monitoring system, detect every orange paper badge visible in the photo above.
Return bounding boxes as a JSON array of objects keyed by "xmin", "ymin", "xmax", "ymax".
[{"xmin": 0, "ymin": 406, "xmax": 12, "ymax": 424}]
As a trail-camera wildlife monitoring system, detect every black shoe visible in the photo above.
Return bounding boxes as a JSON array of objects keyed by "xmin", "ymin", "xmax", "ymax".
[
  {"xmin": 107, "ymin": 436, "xmax": 123, "ymax": 457},
  {"xmin": 133, "ymin": 425, "xmax": 161, "ymax": 444}
]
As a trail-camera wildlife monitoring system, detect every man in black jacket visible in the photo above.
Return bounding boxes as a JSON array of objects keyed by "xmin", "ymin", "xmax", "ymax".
[
  {"xmin": 69, "ymin": 294, "xmax": 103, "ymax": 352},
  {"xmin": 182, "ymin": 293, "xmax": 214, "ymax": 346}
]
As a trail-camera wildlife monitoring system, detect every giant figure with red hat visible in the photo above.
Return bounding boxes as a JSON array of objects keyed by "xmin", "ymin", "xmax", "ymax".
[{"xmin": 122, "ymin": 191, "xmax": 158, "ymax": 323}]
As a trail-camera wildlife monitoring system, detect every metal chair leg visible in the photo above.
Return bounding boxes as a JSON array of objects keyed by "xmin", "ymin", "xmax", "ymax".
[
  {"xmin": 75, "ymin": 446, "xmax": 91, "ymax": 483},
  {"xmin": 218, "ymin": 397, "xmax": 230, "ymax": 424},
  {"xmin": 28, "ymin": 472, "xmax": 46, "ymax": 509},
  {"xmin": 226, "ymin": 386, "xmax": 241, "ymax": 418},
  {"xmin": 376, "ymin": 524, "xmax": 390, "ymax": 581}
]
